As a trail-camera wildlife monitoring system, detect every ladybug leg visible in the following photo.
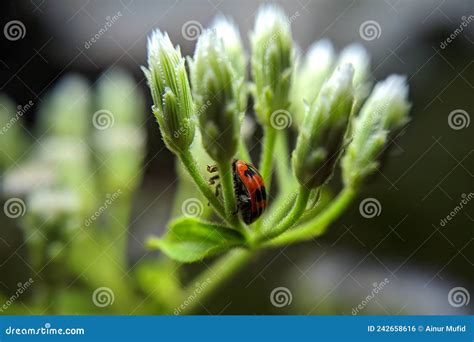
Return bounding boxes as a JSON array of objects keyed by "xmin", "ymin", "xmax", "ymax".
[
  {"xmin": 232, "ymin": 194, "xmax": 246, "ymax": 216},
  {"xmin": 207, "ymin": 164, "xmax": 218, "ymax": 173},
  {"xmin": 208, "ymin": 174, "xmax": 220, "ymax": 185}
]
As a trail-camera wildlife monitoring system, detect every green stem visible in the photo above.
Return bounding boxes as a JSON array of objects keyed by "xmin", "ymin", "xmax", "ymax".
[
  {"xmin": 266, "ymin": 186, "xmax": 357, "ymax": 247},
  {"xmin": 274, "ymin": 132, "xmax": 293, "ymax": 194},
  {"xmin": 258, "ymin": 185, "xmax": 311, "ymax": 243},
  {"xmin": 179, "ymin": 249, "xmax": 254, "ymax": 314},
  {"xmin": 260, "ymin": 189, "xmax": 298, "ymax": 231},
  {"xmin": 259, "ymin": 126, "xmax": 277, "ymax": 191},
  {"xmin": 179, "ymin": 150, "xmax": 226, "ymax": 221},
  {"xmin": 218, "ymin": 161, "xmax": 237, "ymax": 218},
  {"xmin": 238, "ymin": 139, "xmax": 252, "ymax": 163},
  {"xmin": 217, "ymin": 161, "xmax": 249, "ymax": 237}
]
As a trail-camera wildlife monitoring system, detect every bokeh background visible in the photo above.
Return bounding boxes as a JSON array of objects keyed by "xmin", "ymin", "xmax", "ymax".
[{"xmin": 0, "ymin": 0, "xmax": 472, "ymax": 315}]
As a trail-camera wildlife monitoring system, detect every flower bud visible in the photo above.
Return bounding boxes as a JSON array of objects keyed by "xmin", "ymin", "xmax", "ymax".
[
  {"xmin": 342, "ymin": 75, "xmax": 411, "ymax": 187},
  {"xmin": 292, "ymin": 64, "xmax": 354, "ymax": 188},
  {"xmin": 337, "ymin": 44, "xmax": 372, "ymax": 112},
  {"xmin": 142, "ymin": 30, "xmax": 194, "ymax": 154},
  {"xmin": 251, "ymin": 4, "xmax": 294, "ymax": 124},
  {"xmin": 291, "ymin": 39, "xmax": 335, "ymax": 127},
  {"xmin": 189, "ymin": 29, "xmax": 244, "ymax": 163},
  {"xmin": 211, "ymin": 16, "xmax": 247, "ymax": 82}
]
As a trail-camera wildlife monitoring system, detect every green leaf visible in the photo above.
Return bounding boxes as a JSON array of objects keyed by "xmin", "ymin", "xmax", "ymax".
[{"xmin": 146, "ymin": 218, "xmax": 246, "ymax": 263}]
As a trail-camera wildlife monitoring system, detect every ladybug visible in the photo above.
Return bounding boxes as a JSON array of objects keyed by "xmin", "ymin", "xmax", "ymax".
[{"xmin": 207, "ymin": 159, "xmax": 267, "ymax": 224}]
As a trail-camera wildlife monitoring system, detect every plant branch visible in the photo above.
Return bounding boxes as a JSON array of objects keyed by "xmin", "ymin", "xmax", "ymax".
[
  {"xmin": 266, "ymin": 186, "xmax": 357, "ymax": 247},
  {"xmin": 257, "ymin": 184, "xmax": 311, "ymax": 243},
  {"xmin": 259, "ymin": 126, "xmax": 277, "ymax": 191},
  {"xmin": 274, "ymin": 131, "xmax": 293, "ymax": 194},
  {"xmin": 238, "ymin": 139, "xmax": 252, "ymax": 163},
  {"xmin": 178, "ymin": 150, "xmax": 226, "ymax": 221},
  {"xmin": 217, "ymin": 161, "xmax": 249, "ymax": 237},
  {"xmin": 218, "ymin": 161, "xmax": 237, "ymax": 218}
]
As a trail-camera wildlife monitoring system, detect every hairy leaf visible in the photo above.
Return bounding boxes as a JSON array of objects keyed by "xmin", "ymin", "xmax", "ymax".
[{"xmin": 146, "ymin": 218, "xmax": 245, "ymax": 263}]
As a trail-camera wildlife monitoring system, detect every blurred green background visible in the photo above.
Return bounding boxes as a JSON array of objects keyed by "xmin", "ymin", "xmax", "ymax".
[{"xmin": 0, "ymin": 0, "xmax": 472, "ymax": 315}]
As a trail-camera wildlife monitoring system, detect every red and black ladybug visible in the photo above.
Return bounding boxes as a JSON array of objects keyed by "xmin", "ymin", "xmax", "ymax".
[{"xmin": 208, "ymin": 159, "xmax": 267, "ymax": 224}]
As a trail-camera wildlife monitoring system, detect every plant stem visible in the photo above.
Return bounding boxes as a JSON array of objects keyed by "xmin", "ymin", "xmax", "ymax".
[
  {"xmin": 257, "ymin": 185, "xmax": 311, "ymax": 243},
  {"xmin": 179, "ymin": 150, "xmax": 226, "ymax": 221},
  {"xmin": 266, "ymin": 186, "xmax": 357, "ymax": 247},
  {"xmin": 274, "ymin": 132, "xmax": 293, "ymax": 194},
  {"xmin": 179, "ymin": 249, "xmax": 254, "ymax": 314},
  {"xmin": 238, "ymin": 139, "xmax": 252, "ymax": 163},
  {"xmin": 259, "ymin": 126, "xmax": 277, "ymax": 191},
  {"xmin": 218, "ymin": 161, "xmax": 237, "ymax": 218},
  {"xmin": 217, "ymin": 161, "xmax": 249, "ymax": 237}
]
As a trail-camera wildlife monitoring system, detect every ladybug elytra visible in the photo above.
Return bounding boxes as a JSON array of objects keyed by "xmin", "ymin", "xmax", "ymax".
[{"xmin": 207, "ymin": 159, "xmax": 267, "ymax": 224}]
